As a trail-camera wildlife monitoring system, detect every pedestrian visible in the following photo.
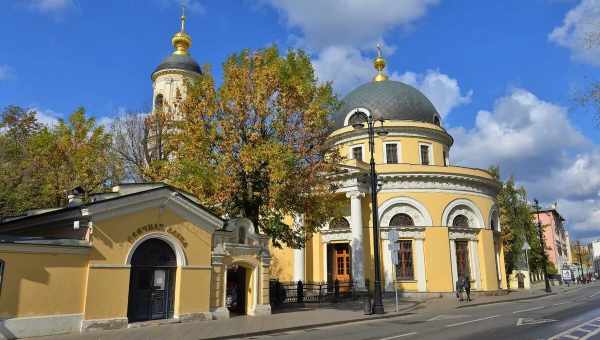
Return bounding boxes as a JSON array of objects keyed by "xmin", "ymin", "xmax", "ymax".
[
  {"xmin": 464, "ymin": 275, "xmax": 471, "ymax": 302},
  {"xmin": 456, "ymin": 276, "xmax": 464, "ymax": 302}
]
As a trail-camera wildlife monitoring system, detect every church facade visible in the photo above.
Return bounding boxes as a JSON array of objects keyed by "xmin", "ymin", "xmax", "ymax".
[{"xmin": 271, "ymin": 51, "xmax": 507, "ymax": 296}]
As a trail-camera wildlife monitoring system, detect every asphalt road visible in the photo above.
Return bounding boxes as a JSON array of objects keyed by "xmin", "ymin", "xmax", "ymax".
[{"xmin": 240, "ymin": 283, "xmax": 600, "ymax": 340}]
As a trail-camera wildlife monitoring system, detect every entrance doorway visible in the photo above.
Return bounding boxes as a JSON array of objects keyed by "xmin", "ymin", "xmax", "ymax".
[
  {"xmin": 128, "ymin": 238, "xmax": 176, "ymax": 322},
  {"xmin": 327, "ymin": 243, "xmax": 351, "ymax": 284},
  {"xmin": 455, "ymin": 240, "xmax": 470, "ymax": 281},
  {"xmin": 226, "ymin": 266, "xmax": 247, "ymax": 315}
]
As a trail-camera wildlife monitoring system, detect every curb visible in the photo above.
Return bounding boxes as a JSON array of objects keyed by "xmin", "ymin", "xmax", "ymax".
[
  {"xmin": 455, "ymin": 292, "xmax": 557, "ymax": 309},
  {"xmin": 203, "ymin": 302, "xmax": 422, "ymax": 340}
]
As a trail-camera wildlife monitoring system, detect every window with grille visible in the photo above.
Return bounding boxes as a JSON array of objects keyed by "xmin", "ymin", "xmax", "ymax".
[
  {"xmin": 330, "ymin": 217, "xmax": 350, "ymax": 230},
  {"xmin": 389, "ymin": 213, "xmax": 414, "ymax": 227},
  {"xmin": 352, "ymin": 146, "xmax": 363, "ymax": 161},
  {"xmin": 348, "ymin": 112, "xmax": 366, "ymax": 126},
  {"xmin": 452, "ymin": 215, "xmax": 469, "ymax": 228},
  {"xmin": 420, "ymin": 145, "xmax": 430, "ymax": 165},
  {"xmin": 385, "ymin": 143, "xmax": 399, "ymax": 164},
  {"xmin": 396, "ymin": 240, "xmax": 414, "ymax": 280}
]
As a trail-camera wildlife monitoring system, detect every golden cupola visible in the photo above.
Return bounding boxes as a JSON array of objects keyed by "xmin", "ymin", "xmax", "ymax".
[
  {"xmin": 172, "ymin": 9, "xmax": 192, "ymax": 55},
  {"xmin": 373, "ymin": 44, "xmax": 388, "ymax": 82}
]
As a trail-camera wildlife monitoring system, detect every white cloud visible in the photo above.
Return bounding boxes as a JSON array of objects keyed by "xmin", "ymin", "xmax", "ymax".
[
  {"xmin": 30, "ymin": 107, "xmax": 60, "ymax": 127},
  {"xmin": 265, "ymin": 0, "xmax": 439, "ymax": 50},
  {"xmin": 395, "ymin": 70, "xmax": 472, "ymax": 117},
  {"xmin": 0, "ymin": 65, "xmax": 14, "ymax": 80},
  {"xmin": 312, "ymin": 46, "xmax": 375, "ymax": 94},
  {"xmin": 451, "ymin": 88, "xmax": 600, "ymax": 240},
  {"xmin": 549, "ymin": 0, "xmax": 600, "ymax": 66},
  {"xmin": 25, "ymin": 0, "xmax": 73, "ymax": 13}
]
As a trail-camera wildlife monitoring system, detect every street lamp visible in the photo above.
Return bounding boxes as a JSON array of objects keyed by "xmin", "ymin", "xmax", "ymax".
[
  {"xmin": 534, "ymin": 199, "xmax": 552, "ymax": 293},
  {"xmin": 522, "ymin": 240, "xmax": 531, "ymax": 285},
  {"xmin": 352, "ymin": 109, "xmax": 387, "ymax": 314}
]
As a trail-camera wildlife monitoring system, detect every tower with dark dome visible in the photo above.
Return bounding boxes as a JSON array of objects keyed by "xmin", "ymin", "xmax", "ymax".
[{"xmin": 151, "ymin": 9, "xmax": 201, "ymax": 117}]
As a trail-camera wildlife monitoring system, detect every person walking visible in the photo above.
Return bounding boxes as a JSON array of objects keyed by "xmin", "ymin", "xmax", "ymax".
[
  {"xmin": 456, "ymin": 276, "xmax": 464, "ymax": 302},
  {"xmin": 464, "ymin": 275, "xmax": 472, "ymax": 302}
]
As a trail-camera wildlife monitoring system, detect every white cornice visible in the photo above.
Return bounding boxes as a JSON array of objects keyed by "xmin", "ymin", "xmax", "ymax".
[
  {"xmin": 0, "ymin": 243, "xmax": 90, "ymax": 255},
  {"xmin": 327, "ymin": 125, "xmax": 453, "ymax": 148}
]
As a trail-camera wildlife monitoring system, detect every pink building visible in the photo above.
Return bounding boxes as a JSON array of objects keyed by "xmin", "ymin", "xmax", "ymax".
[{"xmin": 532, "ymin": 208, "xmax": 570, "ymax": 270}]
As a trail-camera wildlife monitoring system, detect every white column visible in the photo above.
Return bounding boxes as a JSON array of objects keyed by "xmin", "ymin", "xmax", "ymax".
[
  {"xmin": 382, "ymin": 239, "xmax": 394, "ymax": 291},
  {"xmin": 415, "ymin": 238, "xmax": 427, "ymax": 292},
  {"xmin": 322, "ymin": 243, "xmax": 328, "ymax": 282},
  {"xmin": 293, "ymin": 248, "xmax": 305, "ymax": 282},
  {"xmin": 347, "ymin": 191, "xmax": 365, "ymax": 288},
  {"xmin": 293, "ymin": 215, "xmax": 305, "ymax": 282},
  {"xmin": 470, "ymin": 240, "xmax": 481, "ymax": 289},
  {"xmin": 450, "ymin": 239, "xmax": 458, "ymax": 291}
]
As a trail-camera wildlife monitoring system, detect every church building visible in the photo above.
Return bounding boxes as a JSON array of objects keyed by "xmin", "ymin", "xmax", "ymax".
[{"xmin": 271, "ymin": 49, "xmax": 507, "ymax": 296}]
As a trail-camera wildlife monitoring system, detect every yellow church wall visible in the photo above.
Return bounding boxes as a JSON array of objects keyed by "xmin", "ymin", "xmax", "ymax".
[
  {"xmin": 477, "ymin": 230, "xmax": 499, "ymax": 291},
  {"xmin": 424, "ymin": 227, "xmax": 453, "ymax": 291},
  {"xmin": 270, "ymin": 244, "xmax": 294, "ymax": 281},
  {"xmin": 90, "ymin": 208, "xmax": 213, "ymax": 267},
  {"xmin": 83, "ymin": 267, "xmax": 130, "ymax": 320},
  {"xmin": 498, "ymin": 242, "xmax": 508, "ymax": 289},
  {"xmin": 176, "ymin": 267, "xmax": 212, "ymax": 315},
  {"xmin": 0, "ymin": 250, "xmax": 88, "ymax": 319},
  {"xmin": 395, "ymin": 281, "xmax": 418, "ymax": 291}
]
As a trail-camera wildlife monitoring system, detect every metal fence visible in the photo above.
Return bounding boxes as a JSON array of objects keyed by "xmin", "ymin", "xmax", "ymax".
[{"xmin": 269, "ymin": 279, "xmax": 361, "ymax": 307}]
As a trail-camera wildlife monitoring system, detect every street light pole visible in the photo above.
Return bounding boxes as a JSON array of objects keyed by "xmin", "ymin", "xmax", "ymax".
[
  {"xmin": 534, "ymin": 199, "xmax": 552, "ymax": 293},
  {"xmin": 353, "ymin": 110, "xmax": 386, "ymax": 314}
]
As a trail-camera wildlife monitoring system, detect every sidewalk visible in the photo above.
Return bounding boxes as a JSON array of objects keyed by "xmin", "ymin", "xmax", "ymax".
[{"xmin": 31, "ymin": 299, "xmax": 419, "ymax": 340}]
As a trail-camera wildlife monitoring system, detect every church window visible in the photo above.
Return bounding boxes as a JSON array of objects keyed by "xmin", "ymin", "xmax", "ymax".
[
  {"xmin": 390, "ymin": 213, "xmax": 414, "ymax": 227},
  {"xmin": 452, "ymin": 214, "xmax": 470, "ymax": 228},
  {"xmin": 385, "ymin": 143, "xmax": 399, "ymax": 164},
  {"xmin": 434, "ymin": 115, "xmax": 441, "ymax": 126},
  {"xmin": 420, "ymin": 144, "xmax": 431, "ymax": 165},
  {"xmin": 396, "ymin": 240, "xmax": 414, "ymax": 281},
  {"xmin": 351, "ymin": 146, "xmax": 363, "ymax": 161},
  {"xmin": 443, "ymin": 151, "xmax": 448, "ymax": 166},
  {"xmin": 330, "ymin": 217, "xmax": 350, "ymax": 230},
  {"xmin": 490, "ymin": 211, "xmax": 499, "ymax": 231},
  {"xmin": 348, "ymin": 112, "xmax": 367, "ymax": 126},
  {"xmin": 155, "ymin": 94, "xmax": 164, "ymax": 111}
]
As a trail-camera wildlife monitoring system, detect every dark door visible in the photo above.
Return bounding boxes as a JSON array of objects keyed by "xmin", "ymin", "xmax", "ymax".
[
  {"xmin": 226, "ymin": 266, "xmax": 246, "ymax": 315},
  {"xmin": 456, "ymin": 241, "xmax": 470, "ymax": 280},
  {"xmin": 128, "ymin": 239, "xmax": 176, "ymax": 323}
]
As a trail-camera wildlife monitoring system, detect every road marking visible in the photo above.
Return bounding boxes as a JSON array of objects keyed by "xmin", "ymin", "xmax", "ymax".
[
  {"xmin": 588, "ymin": 291, "xmax": 600, "ymax": 298},
  {"xmin": 548, "ymin": 316, "xmax": 600, "ymax": 340},
  {"xmin": 378, "ymin": 332, "xmax": 417, "ymax": 340},
  {"xmin": 445, "ymin": 315, "xmax": 500, "ymax": 328},
  {"xmin": 427, "ymin": 314, "xmax": 470, "ymax": 321},
  {"xmin": 553, "ymin": 301, "xmax": 569, "ymax": 306},
  {"xmin": 516, "ymin": 317, "xmax": 557, "ymax": 326},
  {"xmin": 513, "ymin": 306, "xmax": 545, "ymax": 314}
]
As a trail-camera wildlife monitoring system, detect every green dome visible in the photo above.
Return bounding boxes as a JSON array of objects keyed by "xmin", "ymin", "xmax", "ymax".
[{"xmin": 334, "ymin": 80, "xmax": 440, "ymax": 128}]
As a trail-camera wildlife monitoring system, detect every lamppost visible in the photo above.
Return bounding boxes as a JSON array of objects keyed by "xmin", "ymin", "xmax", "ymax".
[
  {"xmin": 534, "ymin": 199, "xmax": 552, "ymax": 293},
  {"xmin": 352, "ymin": 109, "xmax": 387, "ymax": 314},
  {"xmin": 522, "ymin": 240, "xmax": 531, "ymax": 285}
]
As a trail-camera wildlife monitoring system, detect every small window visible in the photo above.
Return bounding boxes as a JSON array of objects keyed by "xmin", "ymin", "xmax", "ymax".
[
  {"xmin": 452, "ymin": 215, "xmax": 470, "ymax": 228},
  {"xmin": 390, "ymin": 213, "xmax": 414, "ymax": 227},
  {"xmin": 420, "ymin": 145, "xmax": 430, "ymax": 165},
  {"xmin": 385, "ymin": 143, "xmax": 399, "ymax": 164},
  {"xmin": 351, "ymin": 146, "xmax": 363, "ymax": 161},
  {"xmin": 443, "ymin": 151, "xmax": 448, "ymax": 166},
  {"xmin": 348, "ymin": 112, "xmax": 366, "ymax": 126},
  {"xmin": 396, "ymin": 240, "xmax": 414, "ymax": 281},
  {"xmin": 155, "ymin": 94, "xmax": 164, "ymax": 111},
  {"xmin": 433, "ymin": 116, "xmax": 441, "ymax": 126}
]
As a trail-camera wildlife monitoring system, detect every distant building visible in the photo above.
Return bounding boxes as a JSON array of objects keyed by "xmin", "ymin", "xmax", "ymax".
[
  {"xmin": 591, "ymin": 240, "xmax": 600, "ymax": 276},
  {"xmin": 532, "ymin": 207, "xmax": 570, "ymax": 271}
]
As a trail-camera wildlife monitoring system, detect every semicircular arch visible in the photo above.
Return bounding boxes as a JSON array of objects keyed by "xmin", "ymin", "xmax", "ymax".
[
  {"xmin": 379, "ymin": 196, "xmax": 433, "ymax": 227},
  {"xmin": 125, "ymin": 232, "xmax": 187, "ymax": 266},
  {"xmin": 441, "ymin": 198, "xmax": 485, "ymax": 228}
]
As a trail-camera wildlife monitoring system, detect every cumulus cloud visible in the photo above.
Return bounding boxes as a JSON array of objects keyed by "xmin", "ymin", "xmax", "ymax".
[
  {"xmin": 265, "ymin": 0, "xmax": 439, "ymax": 50},
  {"xmin": 549, "ymin": 0, "xmax": 600, "ymax": 66},
  {"xmin": 395, "ymin": 70, "xmax": 472, "ymax": 117},
  {"xmin": 451, "ymin": 88, "xmax": 600, "ymax": 239},
  {"xmin": 30, "ymin": 107, "xmax": 60, "ymax": 127},
  {"xmin": 0, "ymin": 65, "xmax": 14, "ymax": 80},
  {"xmin": 24, "ymin": 0, "xmax": 73, "ymax": 13}
]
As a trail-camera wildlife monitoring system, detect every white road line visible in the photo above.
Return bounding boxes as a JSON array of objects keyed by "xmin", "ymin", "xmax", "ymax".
[
  {"xmin": 378, "ymin": 332, "xmax": 417, "ymax": 340},
  {"xmin": 445, "ymin": 315, "xmax": 500, "ymax": 328},
  {"xmin": 549, "ymin": 317, "xmax": 600, "ymax": 340},
  {"xmin": 553, "ymin": 302, "xmax": 569, "ymax": 306},
  {"xmin": 588, "ymin": 291, "xmax": 600, "ymax": 298},
  {"xmin": 513, "ymin": 306, "xmax": 546, "ymax": 314}
]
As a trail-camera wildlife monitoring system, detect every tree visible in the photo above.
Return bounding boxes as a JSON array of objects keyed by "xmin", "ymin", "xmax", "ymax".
[
  {"xmin": 0, "ymin": 106, "xmax": 122, "ymax": 218},
  {"xmin": 170, "ymin": 47, "xmax": 341, "ymax": 247},
  {"xmin": 111, "ymin": 106, "xmax": 175, "ymax": 182},
  {"xmin": 491, "ymin": 166, "xmax": 543, "ymax": 287}
]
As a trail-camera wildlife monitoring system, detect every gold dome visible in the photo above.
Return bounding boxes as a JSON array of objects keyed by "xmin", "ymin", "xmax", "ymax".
[
  {"xmin": 373, "ymin": 44, "xmax": 388, "ymax": 82},
  {"xmin": 171, "ymin": 8, "xmax": 191, "ymax": 55}
]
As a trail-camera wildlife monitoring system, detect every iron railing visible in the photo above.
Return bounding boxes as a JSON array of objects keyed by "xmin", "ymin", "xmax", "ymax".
[{"xmin": 269, "ymin": 279, "xmax": 362, "ymax": 307}]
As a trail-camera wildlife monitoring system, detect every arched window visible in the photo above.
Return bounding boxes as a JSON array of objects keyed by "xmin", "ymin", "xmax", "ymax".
[
  {"xmin": 155, "ymin": 94, "xmax": 164, "ymax": 111},
  {"xmin": 452, "ymin": 214, "xmax": 469, "ymax": 228},
  {"xmin": 433, "ymin": 115, "xmax": 441, "ymax": 126},
  {"xmin": 390, "ymin": 213, "xmax": 414, "ymax": 227},
  {"xmin": 490, "ymin": 211, "xmax": 499, "ymax": 231},
  {"xmin": 348, "ymin": 112, "xmax": 367, "ymax": 126},
  {"xmin": 330, "ymin": 217, "xmax": 350, "ymax": 230}
]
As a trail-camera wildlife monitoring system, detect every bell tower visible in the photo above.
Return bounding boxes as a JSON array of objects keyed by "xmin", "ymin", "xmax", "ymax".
[{"xmin": 151, "ymin": 7, "xmax": 202, "ymax": 117}]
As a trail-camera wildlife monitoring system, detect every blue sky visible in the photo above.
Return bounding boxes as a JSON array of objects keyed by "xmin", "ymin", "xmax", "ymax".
[{"xmin": 2, "ymin": 0, "xmax": 600, "ymax": 240}]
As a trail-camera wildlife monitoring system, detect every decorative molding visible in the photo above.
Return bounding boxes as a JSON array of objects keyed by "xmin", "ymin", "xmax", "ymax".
[
  {"xmin": 377, "ymin": 173, "xmax": 498, "ymax": 198},
  {"xmin": 125, "ymin": 232, "xmax": 188, "ymax": 266},
  {"xmin": 0, "ymin": 243, "xmax": 90, "ymax": 255},
  {"xmin": 442, "ymin": 198, "xmax": 485, "ymax": 229},
  {"xmin": 448, "ymin": 227, "xmax": 480, "ymax": 240},
  {"xmin": 89, "ymin": 264, "xmax": 131, "ymax": 269},
  {"xmin": 321, "ymin": 231, "xmax": 352, "ymax": 243},
  {"xmin": 343, "ymin": 107, "xmax": 372, "ymax": 127},
  {"xmin": 381, "ymin": 226, "xmax": 426, "ymax": 240},
  {"xmin": 329, "ymin": 125, "xmax": 453, "ymax": 148},
  {"xmin": 182, "ymin": 265, "xmax": 212, "ymax": 270},
  {"xmin": 379, "ymin": 196, "xmax": 433, "ymax": 227}
]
